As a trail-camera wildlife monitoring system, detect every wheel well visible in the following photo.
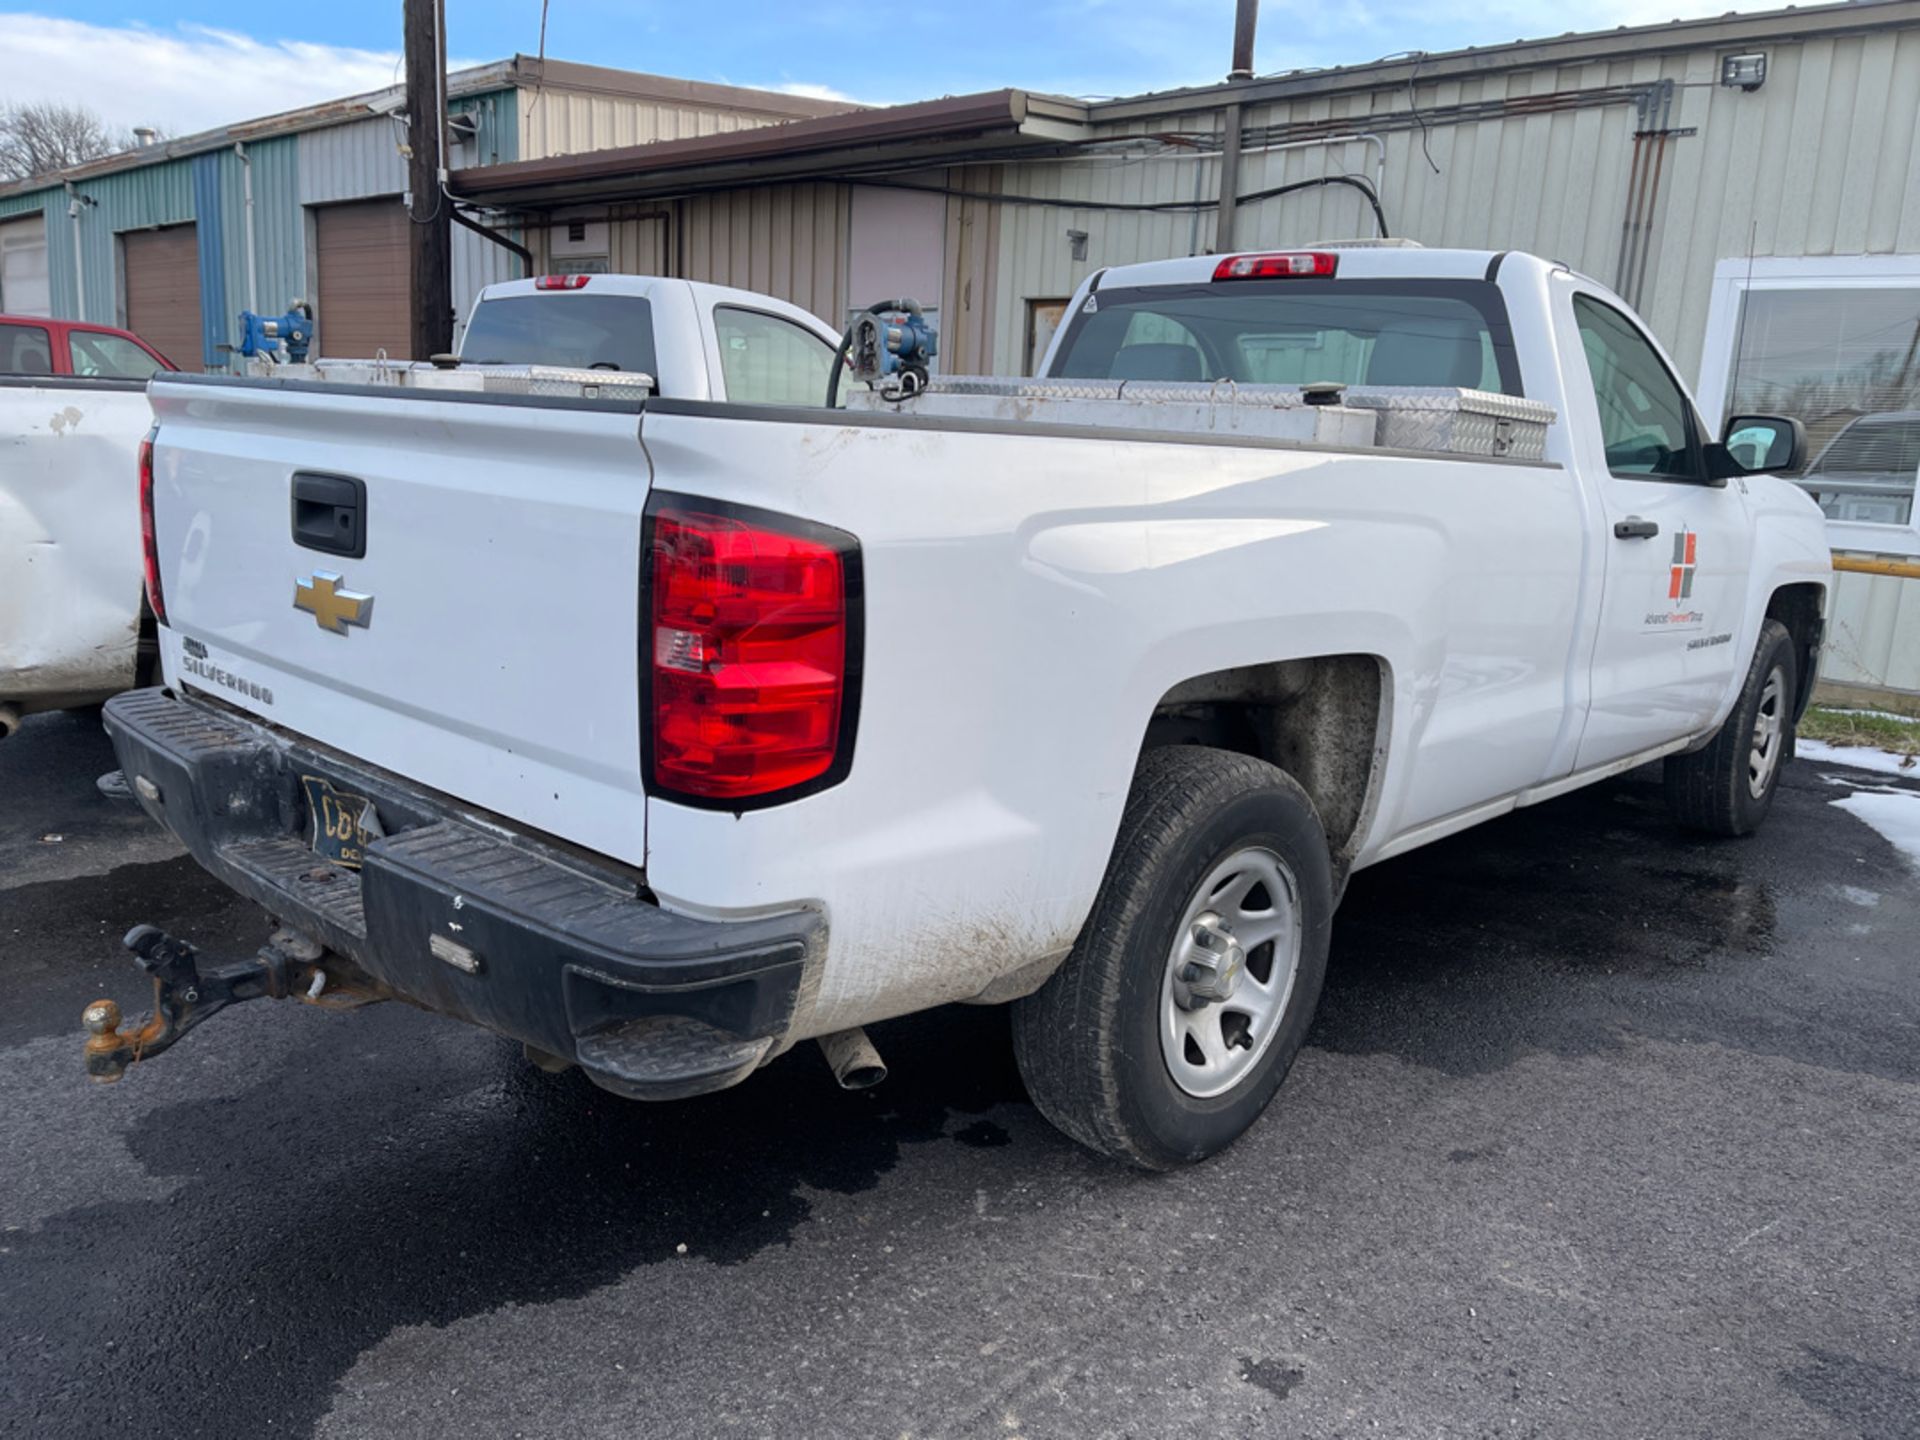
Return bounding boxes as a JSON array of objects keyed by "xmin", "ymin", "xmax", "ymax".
[
  {"xmin": 1142, "ymin": 655, "xmax": 1387, "ymax": 879},
  {"xmin": 1766, "ymin": 582, "xmax": 1825, "ymax": 721}
]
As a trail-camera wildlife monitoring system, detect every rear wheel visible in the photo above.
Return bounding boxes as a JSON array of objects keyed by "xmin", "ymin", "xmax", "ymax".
[
  {"xmin": 1664, "ymin": 618, "xmax": 1797, "ymax": 836},
  {"xmin": 1012, "ymin": 746, "xmax": 1332, "ymax": 1170}
]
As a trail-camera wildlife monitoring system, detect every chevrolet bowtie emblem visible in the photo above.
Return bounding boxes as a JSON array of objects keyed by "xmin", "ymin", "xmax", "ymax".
[{"xmin": 293, "ymin": 572, "xmax": 375, "ymax": 635}]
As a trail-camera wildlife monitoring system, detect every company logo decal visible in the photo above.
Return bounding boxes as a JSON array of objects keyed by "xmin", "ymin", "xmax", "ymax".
[{"xmin": 1643, "ymin": 527, "xmax": 1705, "ymax": 631}]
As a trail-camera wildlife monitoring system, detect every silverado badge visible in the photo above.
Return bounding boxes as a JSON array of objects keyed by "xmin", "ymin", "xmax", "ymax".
[{"xmin": 294, "ymin": 572, "xmax": 374, "ymax": 635}]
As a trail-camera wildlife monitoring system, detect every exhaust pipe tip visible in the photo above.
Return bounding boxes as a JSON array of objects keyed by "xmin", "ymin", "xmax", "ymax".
[
  {"xmin": 0, "ymin": 704, "xmax": 21, "ymax": 741},
  {"xmin": 818, "ymin": 1027, "xmax": 887, "ymax": 1090}
]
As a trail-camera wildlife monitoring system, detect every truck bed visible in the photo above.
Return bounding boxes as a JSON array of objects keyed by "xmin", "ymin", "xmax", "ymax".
[{"xmin": 1, "ymin": 375, "xmax": 154, "ymax": 721}]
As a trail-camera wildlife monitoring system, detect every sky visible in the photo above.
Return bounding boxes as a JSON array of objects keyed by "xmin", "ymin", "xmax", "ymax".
[{"xmin": 5, "ymin": 0, "xmax": 1756, "ymax": 137}]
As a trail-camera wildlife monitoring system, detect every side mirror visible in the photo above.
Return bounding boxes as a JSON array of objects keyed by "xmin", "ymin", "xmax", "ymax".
[{"xmin": 1711, "ymin": 414, "xmax": 1806, "ymax": 477}]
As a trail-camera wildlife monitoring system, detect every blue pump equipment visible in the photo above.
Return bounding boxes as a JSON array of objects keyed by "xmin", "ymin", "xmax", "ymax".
[
  {"xmin": 825, "ymin": 298, "xmax": 938, "ymax": 406},
  {"xmin": 237, "ymin": 302, "xmax": 315, "ymax": 364}
]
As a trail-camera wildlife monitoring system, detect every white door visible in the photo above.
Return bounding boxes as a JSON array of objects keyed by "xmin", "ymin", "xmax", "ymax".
[{"xmin": 1566, "ymin": 287, "xmax": 1753, "ymax": 770}]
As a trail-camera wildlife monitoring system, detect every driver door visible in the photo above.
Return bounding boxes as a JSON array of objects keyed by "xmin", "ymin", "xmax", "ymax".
[{"xmin": 1565, "ymin": 287, "xmax": 1754, "ymax": 771}]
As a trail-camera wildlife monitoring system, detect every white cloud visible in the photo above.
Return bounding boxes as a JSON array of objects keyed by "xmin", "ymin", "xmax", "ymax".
[
  {"xmin": 770, "ymin": 81, "xmax": 863, "ymax": 106},
  {"xmin": 0, "ymin": 14, "xmax": 455, "ymax": 138}
]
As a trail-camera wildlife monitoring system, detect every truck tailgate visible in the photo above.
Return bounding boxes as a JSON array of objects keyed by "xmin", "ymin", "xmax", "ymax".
[{"xmin": 147, "ymin": 377, "xmax": 651, "ymax": 867}]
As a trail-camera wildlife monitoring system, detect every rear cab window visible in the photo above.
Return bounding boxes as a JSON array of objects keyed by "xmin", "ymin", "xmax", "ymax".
[
  {"xmin": 1049, "ymin": 279, "xmax": 1521, "ymax": 395},
  {"xmin": 0, "ymin": 321, "xmax": 54, "ymax": 375},
  {"xmin": 460, "ymin": 294, "xmax": 658, "ymax": 379}
]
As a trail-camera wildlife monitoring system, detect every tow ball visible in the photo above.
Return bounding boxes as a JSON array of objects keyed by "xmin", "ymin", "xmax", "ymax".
[{"xmin": 81, "ymin": 925, "xmax": 388, "ymax": 1083}]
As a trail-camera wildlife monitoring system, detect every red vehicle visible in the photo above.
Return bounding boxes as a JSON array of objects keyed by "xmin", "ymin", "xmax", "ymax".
[{"xmin": 0, "ymin": 314, "xmax": 175, "ymax": 378}]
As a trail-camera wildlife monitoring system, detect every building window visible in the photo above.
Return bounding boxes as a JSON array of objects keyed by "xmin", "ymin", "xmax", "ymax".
[{"xmin": 1698, "ymin": 256, "xmax": 1920, "ymax": 555}]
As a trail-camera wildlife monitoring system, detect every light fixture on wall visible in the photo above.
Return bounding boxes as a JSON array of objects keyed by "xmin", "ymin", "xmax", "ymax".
[
  {"xmin": 1067, "ymin": 229, "xmax": 1089, "ymax": 262},
  {"xmin": 1720, "ymin": 52, "xmax": 1767, "ymax": 91}
]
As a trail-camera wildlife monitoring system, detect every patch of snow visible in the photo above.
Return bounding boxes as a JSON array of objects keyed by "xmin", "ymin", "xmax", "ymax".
[
  {"xmin": 1797, "ymin": 739, "xmax": 1919, "ymax": 778},
  {"xmin": 1837, "ymin": 884, "xmax": 1880, "ymax": 908},
  {"xmin": 1830, "ymin": 789, "xmax": 1920, "ymax": 872}
]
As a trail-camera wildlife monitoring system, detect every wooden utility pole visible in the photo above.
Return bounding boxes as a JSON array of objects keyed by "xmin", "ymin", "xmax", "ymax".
[
  {"xmin": 1214, "ymin": 0, "xmax": 1258, "ymax": 253},
  {"xmin": 404, "ymin": 0, "xmax": 452, "ymax": 358}
]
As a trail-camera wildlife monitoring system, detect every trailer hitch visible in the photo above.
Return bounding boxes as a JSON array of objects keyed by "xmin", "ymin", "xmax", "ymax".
[{"xmin": 81, "ymin": 925, "xmax": 391, "ymax": 1083}]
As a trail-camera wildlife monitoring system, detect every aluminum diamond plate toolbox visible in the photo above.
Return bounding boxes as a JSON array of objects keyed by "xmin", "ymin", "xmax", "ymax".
[
  {"xmin": 850, "ymin": 377, "xmax": 1555, "ymax": 459},
  {"xmin": 303, "ymin": 359, "xmax": 655, "ymax": 401},
  {"xmin": 847, "ymin": 376, "xmax": 1378, "ymax": 448},
  {"xmin": 1342, "ymin": 388, "xmax": 1556, "ymax": 461}
]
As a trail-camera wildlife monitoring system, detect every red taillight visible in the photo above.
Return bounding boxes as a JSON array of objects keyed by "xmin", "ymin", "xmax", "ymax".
[
  {"xmin": 534, "ymin": 274, "xmax": 591, "ymax": 290},
  {"xmin": 646, "ymin": 500, "xmax": 858, "ymax": 804},
  {"xmin": 1212, "ymin": 251, "xmax": 1338, "ymax": 281},
  {"xmin": 138, "ymin": 427, "xmax": 167, "ymax": 626}
]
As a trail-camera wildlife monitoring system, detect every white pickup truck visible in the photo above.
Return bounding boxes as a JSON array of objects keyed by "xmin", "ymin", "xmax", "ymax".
[
  {"xmin": 90, "ymin": 247, "xmax": 1830, "ymax": 1169},
  {"xmin": 1, "ymin": 376, "xmax": 159, "ymax": 737}
]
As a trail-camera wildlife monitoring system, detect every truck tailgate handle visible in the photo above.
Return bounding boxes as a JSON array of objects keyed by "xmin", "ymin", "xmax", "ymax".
[
  {"xmin": 1612, "ymin": 516, "xmax": 1659, "ymax": 540},
  {"xmin": 291, "ymin": 472, "xmax": 367, "ymax": 559}
]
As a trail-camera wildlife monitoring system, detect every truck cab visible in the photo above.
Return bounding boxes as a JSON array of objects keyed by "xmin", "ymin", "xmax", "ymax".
[{"xmin": 458, "ymin": 274, "xmax": 841, "ymax": 402}]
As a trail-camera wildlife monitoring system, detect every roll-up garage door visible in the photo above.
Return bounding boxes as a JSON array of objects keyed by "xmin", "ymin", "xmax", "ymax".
[
  {"xmin": 123, "ymin": 223, "xmax": 202, "ymax": 371},
  {"xmin": 0, "ymin": 213, "xmax": 51, "ymax": 316},
  {"xmin": 315, "ymin": 199, "xmax": 412, "ymax": 359}
]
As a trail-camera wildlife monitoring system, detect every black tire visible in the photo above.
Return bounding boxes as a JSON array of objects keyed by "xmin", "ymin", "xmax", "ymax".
[
  {"xmin": 1011, "ymin": 746, "xmax": 1333, "ymax": 1170},
  {"xmin": 1664, "ymin": 618, "xmax": 1797, "ymax": 837}
]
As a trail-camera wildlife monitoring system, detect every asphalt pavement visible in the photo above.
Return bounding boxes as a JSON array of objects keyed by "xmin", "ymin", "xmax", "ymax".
[{"xmin": 2, "ymin": 707, "xmax": 1917, "ymax": 1440}]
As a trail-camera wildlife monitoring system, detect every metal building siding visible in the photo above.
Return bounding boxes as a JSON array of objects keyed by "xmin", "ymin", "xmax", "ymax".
[
  {"xmin": 987, "ymin": 27, "xmax": 1920, "ymax": 389},
  {"xmin": 517, "ymin": 90, "xmax": 765, "ymax": 160},
  {"xmin": 678, "ymin": 184, "xmax": 850, "ymax": 321},
  {"xmin": 0, "ymin": 188, "xmax": 51, "ymax": 219},
  {"xmin": 454, "ymin": 91, "xmax": 519, "ymax": 168},
  {"xmin": 1824, "ymin": 569, "xmax": 1920, "ymax": 693},
  {"xmin": 452, "ymin": 225, "xmax": 521, "ymax": 337},
  {"xmin": 190, "ymin": 153, "xmax": 228, "ymax": 368},
  {"xmin": 298, "ymin": 118, "xmax": 406, "ymax": 206},
  {"xmin": 233, "ymin": 136, "xmax": 308, "ymax": 319},
  {"xmin": 942, "ymin": 165, "xmax": 1004, "ymax": 373},
  {"xmin": 988, "ymin": 150, "xmax": 1215, "ymax": 371}
]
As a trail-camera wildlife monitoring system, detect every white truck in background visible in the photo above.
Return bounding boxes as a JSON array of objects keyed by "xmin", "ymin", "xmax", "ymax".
[
  {"xmin": 1, "ymin": 277, "xmax": 837, "ymax": 739},
  {"xmin": 0, "ymin": 376, "xmax": 158, "ymax": 737},
  {"xmin": 90, "ymin": 247, "xmax": 1829, "ymax": 1169}
]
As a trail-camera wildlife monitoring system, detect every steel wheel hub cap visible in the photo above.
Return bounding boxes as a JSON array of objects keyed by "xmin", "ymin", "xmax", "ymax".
[
  {"xmin": 1749, "ymin": 665, "xmax": 1786, "ymax": 800},
  {"xmin": 1161, "ymin": 845, "xmax": 1303, "ymax": 1099}
]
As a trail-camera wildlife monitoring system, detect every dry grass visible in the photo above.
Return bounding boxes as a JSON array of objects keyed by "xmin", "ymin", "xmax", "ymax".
[{"xmin": 1799, "ymin": 705, "xmax": 1920, "ymax": 758}]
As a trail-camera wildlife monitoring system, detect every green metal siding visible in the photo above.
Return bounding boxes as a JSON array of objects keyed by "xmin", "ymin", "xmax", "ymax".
[
  {"xmin": 456, "ymin": 89, "xmax": 519, "ymax": 167},
  {"xmin": 0, "ymin": 187, "xmax": 54, "ymax": 219},
  {"xmin": 214, "ymin": 136, "xmax": 305, "ymax": 350}
]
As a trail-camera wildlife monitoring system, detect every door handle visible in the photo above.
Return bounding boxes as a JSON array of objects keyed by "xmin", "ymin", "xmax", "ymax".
[
  {"xmin": 291, "ymin": 472, "xmax": 367, "ymax": 559},
  {"xmin": 1613, "ymin": 517, "xmax": 1659, "ymax": 540}
]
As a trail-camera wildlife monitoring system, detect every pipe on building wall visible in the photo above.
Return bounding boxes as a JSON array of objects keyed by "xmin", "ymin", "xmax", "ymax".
[
  {"xmin": 234, "ymin": 142, "xmax": 258, "ymax": 313},
  {"xmin": 451, "ymin": 206, "xmax": 532, "ymax": 271},
  {"xmin": 1214, "ymin": 103, "xmax": 1245, "ymax": 252},
  {"xmin": 62, "ymin": 181, "xmax": 85, "ymax": 320}
]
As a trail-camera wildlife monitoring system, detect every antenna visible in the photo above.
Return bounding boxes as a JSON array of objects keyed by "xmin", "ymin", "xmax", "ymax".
[{"xmin": 1723, "ymin": 220, "xmax": 1758, "ymax": 426}]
